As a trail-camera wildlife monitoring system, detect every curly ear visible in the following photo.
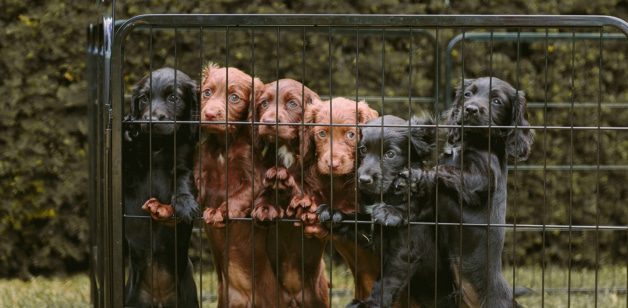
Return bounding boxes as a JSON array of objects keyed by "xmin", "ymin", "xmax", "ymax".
[
  {"xmin": 248, "ymin": 78, "xmax": 265, "ymax": 148},
  {"xmin": 507, "ymin": 90, "xmax": 534, "ymax": 162},
  {"xmin": 303, "ymin": 86, "xmax": 321, "ymax": 106},
  {"xmin": 182, "ymin": 76, "xmax": 199, "ymax": 139},
  {"xmin": 131, "ymin": 74, "xmax": 150, "ymax": 120},
  {"xmin": 301, "ymin": 99, "xmax": 322, "ymax": 159},
  {"xmin": 357, "ymin": 100, "xmax": 379, "ymax": 124},
  {"xmin": 409, "ymin": 115, "xmax": 437, "ymax": 164},
  {"xmin": 446, "ymin": 79, "xmax": 474, "ymax": 144}
]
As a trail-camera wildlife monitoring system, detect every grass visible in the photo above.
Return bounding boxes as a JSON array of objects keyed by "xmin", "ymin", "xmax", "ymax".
[
  {"xmin": 0, "ymin": 274, "xmax": 90, "ymax": 307},
  {"xmin": 0, "ymin": 265, "xmax": 625, "ymax": 307}
]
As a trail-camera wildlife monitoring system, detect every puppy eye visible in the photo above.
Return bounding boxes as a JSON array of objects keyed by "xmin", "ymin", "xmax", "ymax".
[
  {"xmin": 358, "ymin": 146, "xmax": 366, "ymax": 156},
  {"xmin": 317, "ymin": 130, "xmax": 327, "ymax": 139},
  {"xmin": 229, "ymin": 94, "xmax": 240, "ymax": 103},
  {"xmin": 464, "ymin": 91, "xmax": 472, "ymax": 98},
  {"xmin": 384, "ymin": 150, "xmax": 396, "ymax": 159},
  {"xmin": 288, "ymin": 101, "xmax": 298, "ymax": 109},
  {"xmin": 491, "ymin": 98, "xmax": 502, "ymax": 105},
  {"xmin": 138, "ymin": 95, "xmax": 149, "ymax": 105},
  {"xmin": 346, "ymin": 131, "xmax": 356, "ymax": 139},
  {"xmin": 167, "ymin": 94, "xmax": 180, "ymax": 103},
  {"xmin": 203, "ymin": 89, "xmax": 212, "ymax": 97},
  {"xmin": 261, "ymin": 100, "xmax": 269, "ymax": 108}
]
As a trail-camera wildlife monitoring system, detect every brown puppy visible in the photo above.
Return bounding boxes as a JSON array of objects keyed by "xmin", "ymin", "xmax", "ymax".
[
  {"xmin": 303, "ymin": 97, "xmax": 381, "ymax": 301},
  {"xmin": 195, "ymin": 62, "xmax": 278, "ymax": 307},
  {"xmin": 251, "ymin": 79, "xmax": 329, "ymax": 307}
]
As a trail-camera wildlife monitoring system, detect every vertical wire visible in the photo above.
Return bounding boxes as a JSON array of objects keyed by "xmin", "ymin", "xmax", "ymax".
[
  {"xmin": 197, "ymin": 25, "xmax": 204, "ymax": 306},
  {"xmin": 250, "ymin": 25, "xmax": 258, "ymax": 307},
  {"xmin": 353, "ymin": 27, "xmax": 360, "ymax": 305},
  {"xmin": 458, "ymin": 27, "xmax": 466, "ymax": 308},
  {"xmin": 486, "ymin": 29, "xmax": 494, "ymax": 305},
  {"xmin": 512, "ymin": 27, "xmax": 523, "ymax": 306},
  {"xmin": 326, "ymin": 26, "xmax": 334, "ymax": 305},
  {"xmin": 406, "ymin": 27, "xmax": 413, "ymax": 306},
  {"xmin": 541, "ymin": 26, "xmax": 549, "ymax": 308},
  {"xmin": 148, "ymin": 25, "xmax": 155, "ymax": 307},
  {"xmin": 274, "ymin": 26, "xmax": 281, "ymax": 306},
  {"xmin": 299, "ymin": 26, "xmax": 307, "ymax": 307},
  {"xmin": 379, "ymin": 28, "xmax": 386, "ymax": 306},
  {"xmin": 567, "ymin": 28, "xmax": 577, "ymax": 308},
  {"xmin": 433, "ymin": 26, "xmax": 441, "ymax": 307},
  {"xmin": 173, "ymin": 25, "xmax": 179, "ymax": 308},
  {"xmin": 224, "ymin": 25, "xmax": 230, "ymax": 307},
  {"xmin": 594, "ymin": 26, "xmax": 603, "ymax": 308}
]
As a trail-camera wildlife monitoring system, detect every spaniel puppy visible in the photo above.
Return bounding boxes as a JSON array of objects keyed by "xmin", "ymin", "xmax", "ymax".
[
  {"xmin": 350, "ymin": 115, "xmax": 455, "ymax": 308},
  {"xmin": 251, "ymin": 79, "xmax": 321, "ymax": 221},
  {"xmin": 400, "ymin": 77, "xmax": 533, "ymax": 307},
  {"xmin": 122, "ymin": 67, "xmax": 199, "ymax": 307},
  {"xmin": 304, "ymin": 98, "xmax": 381, "ymax": 301},
  {"xmin": 195, "ymin": 62, "xmax": 278, "ymax": 307},
  {"xmin": 251, "ymin": 79, "xmax": 329, "ymax": 307}
]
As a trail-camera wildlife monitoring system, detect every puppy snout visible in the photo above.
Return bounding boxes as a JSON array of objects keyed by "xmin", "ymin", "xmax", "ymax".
[
  {"xmin": 328, "ymin": 159, "xmax": 340, "ymax": 170},
  {"xmin": 465, "ymin": 104, "xmax": 479, "ymax": 115},
  {"xmin": 262, "ymin": 116, "xmax": 277, "ymax": 124},
  {"xmin": 143, "ymin": 111, "xmax": 167, "ymax": 121},
  {"xmin": 358, "ymin": 174, "xmax": 373, "ymax": 185},
  {"xmin": 204, "ymin": 110, "xmax": 218, "ymax": 121}
]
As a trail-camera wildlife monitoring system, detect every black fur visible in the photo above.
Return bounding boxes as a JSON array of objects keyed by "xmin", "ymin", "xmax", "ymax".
[
  {"xmin": 401, "ymin": 77, "xmax": 533, "ymax": 307},
  {"xmin": 122, "ymin": 67, "xmax": 200, "ymax": 307},
  {"xmin": 319, "ymin": 115, "xmax": 455, "ymax": 307}
]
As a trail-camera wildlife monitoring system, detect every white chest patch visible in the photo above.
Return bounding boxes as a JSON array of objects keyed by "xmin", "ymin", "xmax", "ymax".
[
  {"xmin": 217, "ymin": 153, "xmax": 225, "ymax": 166},
  {"xmin": 277, "ymin": 145, "xmax": 296, "ymax": 169}
]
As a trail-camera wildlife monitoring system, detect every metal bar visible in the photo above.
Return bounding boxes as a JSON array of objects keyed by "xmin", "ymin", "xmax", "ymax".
[{"xmin": 113, "ymin": 14, "xmax": 628, "ymax": 34}]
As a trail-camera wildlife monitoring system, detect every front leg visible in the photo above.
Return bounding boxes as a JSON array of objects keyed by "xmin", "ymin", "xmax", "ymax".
[
  {"xmin": 251, "ymin": 192, "xmax": 284, "ymax": 222},
  {"xmin": 203, "ymin": 184, "xmax": 253, "ymax": 228}
]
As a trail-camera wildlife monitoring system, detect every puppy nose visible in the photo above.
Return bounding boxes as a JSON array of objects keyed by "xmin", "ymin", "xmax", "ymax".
[
  {"xmin": 204, "ymin": 111, "xmax": 217, "ymax": 120},
  {"xmin": 358, "ymin": 175, "xmax": 373, "ymax": 185},
  {"xmin": 328, "ymin": 159, "xmax": 340, "ymax": 169},
  {"xmin": 465, "ymin": 105, "xmax": 479, "ymax": 115},
  {"xmin": 143, "ymin": 111, "xmax": 166, "ymax": 121},
  {"xmin": 262, "ymin": 116, "xmax": 276, "ymax": 124}
]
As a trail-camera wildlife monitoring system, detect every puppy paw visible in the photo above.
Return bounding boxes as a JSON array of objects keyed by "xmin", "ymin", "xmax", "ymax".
[
  {"xmin": 286, "ymin": 194, "xmax": 314, "ymax": 217},
  {"xmin": 142, "ymin": 198, "xmax": 175, "ymax": 220},
  {"xmin": 251, "ymin": 204, "xmax": 284, "ymax": 222},
  {"xmin": 203, "ymin": 207, "xmax": 226, "ymax": 228},
  {"xmin": 173, "ymin": 195, "xmax": 200, "ymax": 223},
  {"xmin": 263, "ymin": 166, "xmax": 295, "ymax": 191},
  {"xmin": 372, "ymin": 203, "xmax": 407, "ymax": 227},
  {"xmin": 394, "ymin": 167, "xmax": 422, "ymax": 195}
]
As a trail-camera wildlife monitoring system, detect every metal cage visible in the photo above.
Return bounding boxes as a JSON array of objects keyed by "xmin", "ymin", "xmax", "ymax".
[{"xmin": 88, "ymin": 14, "xmax": 628, "ymax": 307}]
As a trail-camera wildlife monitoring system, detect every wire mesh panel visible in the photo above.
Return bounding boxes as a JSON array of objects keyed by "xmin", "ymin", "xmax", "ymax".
[{"xmin": 89, "ymin": 15, "xmax": 628, "ymax": 307}]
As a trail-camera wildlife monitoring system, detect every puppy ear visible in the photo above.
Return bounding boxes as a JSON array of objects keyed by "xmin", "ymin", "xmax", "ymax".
[
  {"xmin": 303, "ymin": 86, "xmax": 321, "ymax": 106},
  {"xmin": 131, "ymin": 74, "xmax": 150, "ymax": 120},
  {"xmin": 248, "ymin": 78, "xmax": 265, "ymax": 146},
  {"xmin": 301, "ymin": 100, "xmax": 321, "ymax": 158},
  {"xmin": 446, "ymin": 79, "xmax": 473, "ymax": 144},
  {"xmin": 508, "ymin": 90, "xmax": 534, "ymax": 162},
  {"xmin": 184, "ymin": 76, "xmax": 200, "ymax": 139},
  {"xmin": 409, "ymin": 116, "xmax": 437, "ymax": 163},
  {"xmin": 357, "ymin": 101, "xmax": 378, "ymax": 124}
]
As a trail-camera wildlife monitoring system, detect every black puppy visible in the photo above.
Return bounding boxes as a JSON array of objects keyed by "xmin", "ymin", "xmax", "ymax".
[
  {"xmin": 319, "ymin": 115, "xmax": 452, "ymax": 307},
  {"xmin": 400, "ymin": 77, "xmax": 533, "ymax": 307},
  {"xmin": 123, "ymin": 67, "xmax": 200, "ymax": 307}
]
